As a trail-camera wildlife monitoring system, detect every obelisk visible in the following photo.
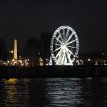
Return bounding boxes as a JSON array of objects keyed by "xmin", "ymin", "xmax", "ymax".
[{"xmin": 14, "ymin": 39, "xmax": 17, "ymax": 63}]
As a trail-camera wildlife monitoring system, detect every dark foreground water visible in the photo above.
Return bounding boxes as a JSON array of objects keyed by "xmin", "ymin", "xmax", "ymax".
[{"xmin": 0, "ymin": 78, "xmax": 107, "ymax": 107}]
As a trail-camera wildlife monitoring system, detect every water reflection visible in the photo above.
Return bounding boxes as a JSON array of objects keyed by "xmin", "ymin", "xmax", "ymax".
[
  {"xmin": 45, "ymin": 78, "xmax": 83, "ymax": 107},
  {"xmin": 0, "ymin": 78, "xmax": 107, "ymax": 107},
  {"xmin": 4, "ymin": 78, "xmax": 18, "ymax": 85},
  {"xmin": 45, "ymin": 78, "xmax": 107, "ymax": 107},
  {"xmin": 0, "ymin": 78, "xmax": 49, "ymax": 107},
  {"xmin": 28, "ymin": 79, "xmax": 49, "ymax": 106},
  {"xmin": 0, "ymin": 78, "xmax": 30, "ymax": 107}
]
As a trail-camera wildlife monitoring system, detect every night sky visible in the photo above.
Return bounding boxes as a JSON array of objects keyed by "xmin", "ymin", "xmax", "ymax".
[{"xmin": 0, "ymin": 0, "xmax": 107, "ymax": 53}]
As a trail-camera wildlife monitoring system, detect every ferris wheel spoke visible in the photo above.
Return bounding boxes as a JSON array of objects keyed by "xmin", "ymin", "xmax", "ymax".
[
  {"xmin": 65, "ymin": 50, "xmax": 72, "ymax": 64},
  {"xmin": 66, "ymin": 47, "xmax": 75, "ymax": 57},
  {"xmin": 61, "ymin": 52, "xmax": 67, "ymax": 64},
  {"xmin": 66, "ymin": 39, "xmax": 77, "ymax": 46},
  {"xmin": 66, "ymin": 29, "xmax": 69, "ymax": 39},
  {"xmin": 66, "ymin": 51, "xmax": 71, "ymax": 63},
  {"xmin": 53, "ymin": 43, "xmax": 61, "ymax": 46},
  {"xmin": 67, "ymin": 46, "xmax": 76, "ymax": 48},
  {"xmin": 61, "ymin": 54, "xmax": 64, "ymax": 64},
  {"xmin": 55, "ymin": 36, "xmax": 62, "ymax": 44},
  {"xmin": 66, "ymin": 29, "xmax": 69, "ymax": 37},
  {"xmin": 54, "ymin": 49, "xmax": 62, "ymax": 61},
  {"xmin": 56, "ymin": 59, "xmax": 59, "ymax": 65},
  {"xmin": 63, "ymin": 28, "xmax": 65, "ymax": 39},
  {"xmin": 61, "ymin": 50, "xmax": 66, "ymax": 64},
  {"xmin": 53, "ymin": 47, "xmax": 62, "ymax": 52},
  {"xmin": 64, "ymin": 52, "xmax": 68, "ymax": 64},
  {"xmin": 58, "ymin": 31, "xmax": 63, "ymax": 41},
  {"xmin": 65, "ymin": 32, "xmax": 75, "ymax": 44}
]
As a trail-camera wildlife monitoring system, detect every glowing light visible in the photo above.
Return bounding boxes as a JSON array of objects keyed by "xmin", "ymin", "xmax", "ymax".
[
  {"xmin": 39, "ymin": 57, "xmax": 44, "ymax": 66},
  {"xmin": 88, "ymin": 59, "xmax": 91, "ymax": 62},
  {"xmin": 49, "ymin": 57, "xmax": 52, "ymax": 65},
  {"xmin": 50, "ymin": 26, "xmax": 79, "ymax": 65},
  {"xmin": 10, "ymin": 50, "xmax": 13, "ymax": 54},
  {"xmin": 95, "ymin": 61, "xmax": 98, "ymax": 65},
  {"xmin": 12, "ymin": 59, "xmax": 14, "ymax": 62},
  {"xmin": 7, "ymin": 60, "xmax": 10, "ymax": 63},
  {"xmin": 76, "ymin": 60, "xmax": 80, "ymax": 65},
  {"xmin": 5, "ymin": 78, "xmax": 18, "ymax": 85}
]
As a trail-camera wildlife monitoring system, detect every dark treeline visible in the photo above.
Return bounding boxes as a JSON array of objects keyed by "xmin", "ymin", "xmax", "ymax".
[
  {"xmin": 0, "ymin": 33, "xmax": 52, "ymax": 64},
  {"xmin": 21, "ymin": 32, "xmax": 52, "ymax": 65},
  {"xmin": 79, "ymin": 50, "xmax": 106, "ymax": 59},
  {"xmin": 0, "ymin": 33, "xmax": 106, "ymax": 63},
  {"xmin": 40, "ymin": 32, "xmax": 52, "ymax": 58},
  {"xmin": 21, "ymin": 37, "xmax": 41, "ymax": 65},
  {"xmin": 0, "ymin": 38, "xmax": 9, "ymax": 61}
]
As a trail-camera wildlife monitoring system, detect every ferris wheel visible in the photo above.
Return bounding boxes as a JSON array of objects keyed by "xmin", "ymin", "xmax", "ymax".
[{"xmin": 50, "ymin": 26, "xmax": 79, "ymax": 65}]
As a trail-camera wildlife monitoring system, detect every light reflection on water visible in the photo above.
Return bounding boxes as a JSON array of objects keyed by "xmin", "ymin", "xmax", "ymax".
[
  {"xmin": 0, "ymin": 78, "xmax": 30, "ymax": 107},
  {"xmin": 45, "ymin": 78, "xmax": 83, "ymax": 107},
  {"xmin": 0, "ymin": 78, "xmax": 107, "ymax": 107}
]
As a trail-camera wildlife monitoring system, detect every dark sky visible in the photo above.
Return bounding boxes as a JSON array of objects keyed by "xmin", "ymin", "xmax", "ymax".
[{"xmin": 0, "ymin": 0, "xmax": 107, "ymax": 53}]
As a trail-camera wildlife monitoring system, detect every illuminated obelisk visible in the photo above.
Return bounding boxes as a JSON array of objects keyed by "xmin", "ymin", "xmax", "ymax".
[{"xmin": 14, "ymin": 39, "xmax": 17, "ymax": 64}]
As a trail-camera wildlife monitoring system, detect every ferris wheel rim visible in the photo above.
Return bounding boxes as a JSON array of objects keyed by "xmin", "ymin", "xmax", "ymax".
[{"xmin": 50, "ymin": 25, "xmax": 79, "ymax": 65}]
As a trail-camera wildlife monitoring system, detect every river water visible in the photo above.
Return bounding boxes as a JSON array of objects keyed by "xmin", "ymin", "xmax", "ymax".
[{"xmin": 0, "ymin": 78, "xmax": 107, "ymax": 107}]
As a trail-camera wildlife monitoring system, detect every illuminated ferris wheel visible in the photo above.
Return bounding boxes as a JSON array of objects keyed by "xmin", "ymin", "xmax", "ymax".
[{"xmin": 50, "ymin": 26, "xmax": 79, "ymax": 65}]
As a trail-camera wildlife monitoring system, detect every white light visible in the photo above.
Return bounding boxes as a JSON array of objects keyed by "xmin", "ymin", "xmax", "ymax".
[
  {"xmin": 10, "ymin": 50, "xmax": 13, "ymax": 54},
  {"xmin": 88, "ymin": 59, "xmax": 91, "ymax": 61},
  {"xmin": 12, "ymin": 59, "xmax": 14, "ymax": 62},
  {"xmin": 50, "ymin": 26, "xmax": 79, "ymax": 65},
  {"xmin": 7, "ymin": 60, "xmax": 10, "ymax": 63}
]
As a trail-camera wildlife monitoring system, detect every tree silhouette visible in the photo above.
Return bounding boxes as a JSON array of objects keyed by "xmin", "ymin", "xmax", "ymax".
[
  {"xmin": 0, "ymin": 38, "xmax": 8, "ymax": 60},
  {"xmin": 23, "ymin": 37, "xmax": 41, "ymax": 65},
  {"xmin": 40, "ymin": 32, "xmax": 52, "ymax": 58}
]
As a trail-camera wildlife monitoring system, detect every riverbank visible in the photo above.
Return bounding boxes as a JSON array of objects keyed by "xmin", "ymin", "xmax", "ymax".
[{"xmin": 0, "ymin": 65, "xmax": 107, "ymax": 78}]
